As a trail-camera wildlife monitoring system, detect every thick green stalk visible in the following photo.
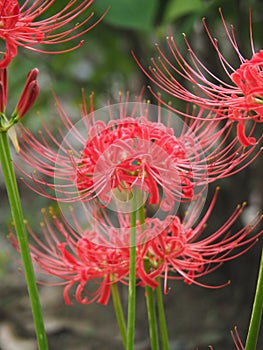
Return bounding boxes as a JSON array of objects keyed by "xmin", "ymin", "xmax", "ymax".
[
  {"xmin": 0, "ymin": 131, "xmax": 49, "ymax": 350},
  {"xmin": 145, "ymin": 285, "xmax": 159, "ymax": 350},
  {"xmin": 111, "ymin": 283, "xmax": 127, "ymax": 348},
  {"xmin": 245, "ymin": 248, "xmax": 263, "ymax": 350},
  {"xmin": 156, "ymin": 278, "xmax": 169, "ymax": 350},
  {"xmin": 127, "ymin": 196, "xmax": 137, "ymax": 350}
]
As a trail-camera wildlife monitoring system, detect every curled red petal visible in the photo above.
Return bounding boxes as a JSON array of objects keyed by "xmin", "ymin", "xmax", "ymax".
[{"xmin": 237, "ymin": 121, "xmax": 256, "ymax": 147}]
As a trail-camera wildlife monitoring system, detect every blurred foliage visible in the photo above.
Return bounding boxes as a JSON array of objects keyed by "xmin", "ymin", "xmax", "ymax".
[{"xmin": 93, "ymin": 0, "xmax": 159, "ymax": 30}]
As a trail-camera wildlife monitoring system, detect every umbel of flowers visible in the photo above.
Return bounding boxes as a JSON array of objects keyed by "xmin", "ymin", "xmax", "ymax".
[
  {"xmin": 17, "ymin": 92, "xmax": 260, "ymax": 205},
  {"xmin": 0, "ymin": 0, "xmax": 104, "ymax": 68},
  {"xmin": 9, "ymin": 186, "xmax": 263, "ymax": 306},
  {"xmin": 137, "ymin": 9, "xmax": 263, "ymax": 147}
]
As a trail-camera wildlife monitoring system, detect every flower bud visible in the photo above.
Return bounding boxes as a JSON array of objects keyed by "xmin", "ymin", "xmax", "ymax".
[{"xmin": 15, "ymin": 68, "xmax": 39, "ymax": 119}]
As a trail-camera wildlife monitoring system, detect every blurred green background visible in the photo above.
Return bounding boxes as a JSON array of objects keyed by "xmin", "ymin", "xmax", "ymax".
[{"xmin": 0, "ymin": 0, "xmax": 262, "ymax": 349}]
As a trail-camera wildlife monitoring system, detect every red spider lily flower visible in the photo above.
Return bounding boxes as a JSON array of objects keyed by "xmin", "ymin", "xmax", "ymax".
[
  {"xmin": 0, "ymin": 0, "xmax": 104, "ymax": 68},
  {"xmin": 135, "ymin": 9, "xmax": 263, "ymax": 146},
  {"xmin": 8, "ymin": 207, "xmax": 130, "ymax": 305},
  {"xmin": 8, "ymin": 189, "xmax": 262, "ymax": 304},
  {"xmin": 8, "ymin": 206, "xmax": 168, "ymax": 304},
  {"xmin": 16, "ymin": 92, "xmax": 261, "ymax": 208},
  {"xmin": 142, "ymin": 188, "xmax": 262, "ymax": 290}
]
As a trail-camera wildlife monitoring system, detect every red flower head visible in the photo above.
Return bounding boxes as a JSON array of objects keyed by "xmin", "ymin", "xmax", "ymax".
[
  {"xmin": 17, "ymin": 91, "xmax": 261, "ymax": 215},
  {"xmin": 0, "ymin": 0, "xmax": 103, "ymax": 67},
  {"xmin": 136, "ymin": 9, "xmax": 263, "ymax": 146},
  {"xmin": 9, "ymin": 189, "xmax": 262, "ymax": 305},
  {"xmin": 142, "ymin": 188, "xmax": 262, "ymax": 291},
  {"xmin": 8, "ymin": 206, "xmax": 169, "ymax": 304}
]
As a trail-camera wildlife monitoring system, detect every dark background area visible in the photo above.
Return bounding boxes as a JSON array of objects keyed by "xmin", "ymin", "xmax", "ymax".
[{"xmin": 0, "ymin": 0, "xmax": 263, "ymax": 349}]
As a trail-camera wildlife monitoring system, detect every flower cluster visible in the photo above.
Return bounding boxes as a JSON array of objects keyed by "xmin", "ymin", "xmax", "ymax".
[
  {"xmin": 13, "ymin": 84, "xmax": 262, "ymax": 306},
  {"xmin": 9, "ymin": 188, "xmax": 262, "ymax": 305},
  {"xmin": 17, "ymin": 93, "xmax": 260, "ymax": 205},
  {"xmin": 137, "ymin": 9, "xmax": 263, "ymax": 146},
  {"xmin": 0, "ymin": 0, "xmax": 103, "ymax": 68}
]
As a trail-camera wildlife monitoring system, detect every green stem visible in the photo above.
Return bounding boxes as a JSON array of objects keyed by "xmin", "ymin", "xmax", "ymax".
[
  {"xmin": 245, "ymin": 248, "xmax": 263, "ymax": 350},
  {"xmin": 0, "ymin": 132, "xmax": 48, "ymax": 350},
  {"xmin": 127, "ymin": 196, "xmax": 137, "ymax": 350},
  {"xmin": 111, "ymin": 283, "xmax": 127, "ymax": 348},
  {"xmin": 138, "ymin": 203, "xmax": 159, "ymax": 349},
  {"xmin": 138, "ymin": 204, "xmax": 145, "ymax": 228},
  {"xmin": 156, "ymin": 278, "xmax": 169, "ymax": 350},
  {"xmin": 145, "ymin": 285, "xmax": 159, "ymax": 350}
]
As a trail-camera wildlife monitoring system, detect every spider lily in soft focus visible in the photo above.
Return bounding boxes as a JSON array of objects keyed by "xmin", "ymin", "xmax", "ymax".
[
  {"xmin": 16, "ymin": 92, "xmax": 261, "ymax": 208},
  {"xmin": 0, "ymin": 0, "xmax": 104, "ymax": 68},
  {"xmin": 136, "ymin": 9, "xmax": 263, "ymax": 146},
  {"xmin": 8, "ymin": 188, "xmax": 262, "ymax": 305}
]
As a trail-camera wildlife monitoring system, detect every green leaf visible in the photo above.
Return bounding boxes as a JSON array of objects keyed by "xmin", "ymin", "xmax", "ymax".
[
  {"xmin": 163, "ymin": 0, "xmax": 204, "ymax": 23},
  {"xmin": 93, "ymin": 0, "xmax": 158, "ymax": 31}
]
